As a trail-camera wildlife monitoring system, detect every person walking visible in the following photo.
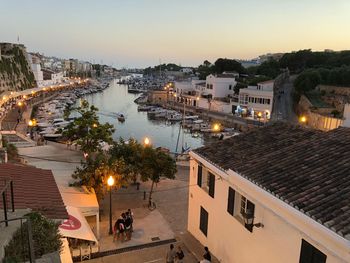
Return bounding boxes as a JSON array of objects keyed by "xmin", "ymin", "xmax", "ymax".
[
  {"xmin": 124, "ymin": 211, "xmax": 132, "ymax": 240},
  {"xmin": 203, "ymin": 246, "xmax": 211, "ymax": 262},
  {"xmin": 113, "ymin": 214, "xmax": 125, "ymax": 242},
  {"xmin": 166, "ymin": 244, "xmax": 177, "ymax": 263},
  {"xmin": 127, "ymin": 208, "xmax": 134, "ymax": 232},
  {"xmin": 175, "ymin": 245, "xmax": 184, "ymax": 263}
]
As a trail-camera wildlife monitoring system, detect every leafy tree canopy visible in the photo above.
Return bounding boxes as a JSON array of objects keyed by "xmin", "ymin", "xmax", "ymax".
[
  {"xmin": 63, "ymin": 100, "xmax": 115, "ymax": 155},
  {"xmin": 4, "ymin": 212, "xmax": 62, "ymax": 263}
]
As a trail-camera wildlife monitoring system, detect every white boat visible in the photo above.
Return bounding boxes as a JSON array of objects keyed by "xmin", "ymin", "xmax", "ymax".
[
  {"xmin": 39, "ymin": 127, "xmax": 58, "ymax": 135},
  {"xmin": 53, "ymin": 121, "xmax": 71, "ymax": 128},
  {"xmin": 43, "ymin": 133, "xmax": 62, "ymax": 141},
  {"xmin": 154, "ymin": 111, "xmax": 167, "ymax": 119},
  {"xmin": 168, "ymin": 114, "xmax": 183, "ymax": 121},
  {"xmin": 36, "ymin": 122, "xmax": 51, "ymax": 128},
  {"xmin": 137, "ymin": 105, "xmax": 153, "ymax": 111}
]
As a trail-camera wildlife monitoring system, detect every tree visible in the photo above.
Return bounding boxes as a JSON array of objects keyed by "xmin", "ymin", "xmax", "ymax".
[
  {"xmin": 2, "ymin": 139, "xmax": 19, "ymax": 161},
  {"xmin": 4, "ymin": 212, "xmax": 62, "ymax": 262},
  {"xmin": 72, "ymin": 153, "xmax": 129, "ymax": 202},
  {"xmin": 213, "ymin": 58, "xmax": 246, "ymax": 74},
  {"xmin": 109, "ymin": 138, "xmax": 143, "ymax": 183},
  {"xmin": 294, "ymin": 69, "xmax": 322, "ymax": 94},
  {"xmin": 63, "ymin": 100, "xmax": 115, "ymax": 155},
  {"xmin": 140, "ymin": 147, "xmax": 177, "ymax": 205}
]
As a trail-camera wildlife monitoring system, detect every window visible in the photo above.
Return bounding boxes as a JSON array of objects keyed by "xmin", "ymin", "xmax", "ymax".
[
  {"xmin": 197, "ymin": 165, "xmax": 202, "ymax": 187},
  {"xmin": 239, "ymin": 195, "xmax": 255, "ymax": 232},
  {"xmin": 267, "ymin": 99, "xmax": 271, "ymax": 105},
  {"xmin": 207, "ymin": 172, "xmax": 215, "ymax": 198},
  {"xmin": 227, "ymin": 187, "xmax": 235, "ymax": 216},
  {"xmin": 299, "ymin": 239, "xmax": 327, "ymax": 263},
  {"xmin": 199, "ymin": 206, "xmax": 208, "ymax": 236},
  {"xmin": 229, "ymin": 84, "xmax": 232, "ymax": 90}
]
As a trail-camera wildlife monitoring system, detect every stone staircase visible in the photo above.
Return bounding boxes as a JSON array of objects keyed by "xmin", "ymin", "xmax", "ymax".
[{"xmin": 1, "ymin": 131, "xmax": 35, "ymax": 148}]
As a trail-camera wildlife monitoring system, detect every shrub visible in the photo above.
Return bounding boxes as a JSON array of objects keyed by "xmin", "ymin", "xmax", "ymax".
[{"xmin": 3, "ymin": 212, "xmax": 62, "ymax": 263}]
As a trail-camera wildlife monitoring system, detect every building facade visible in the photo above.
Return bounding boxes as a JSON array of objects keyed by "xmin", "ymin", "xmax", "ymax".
[
  {"xmin": 205, "ymin": 74, "xmax": 237, "ymax": 98},
  {"xmin": 188, "ymin": 124, "xmax": 350, "ymax": 263},
  {"xmin": 233, "ymin": 80, "xmax": 274, "ymax": 120}
]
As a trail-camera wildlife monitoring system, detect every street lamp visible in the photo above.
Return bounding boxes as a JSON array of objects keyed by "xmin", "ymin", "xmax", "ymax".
[
  {"xmin": 242, "ymin": 210, "xmax": 264, "ymax": 232},
  {"xmin": 300, "ymin": 116, "xmax": 307, "ymax": 124},
  {"xmin": 144, "ymin": 137, "xmax": 151, "ymax": 146},
  {"xmin": 213, "ymin": 123, "xmax": 220, "ymax": 132},
  {"xmin": 107, "ymin": 175, "xmax": 115, "ymax": 235}
]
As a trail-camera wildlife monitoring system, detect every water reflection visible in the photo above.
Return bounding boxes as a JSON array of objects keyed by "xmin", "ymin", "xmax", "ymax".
[{"xmin": 80, "ymin": 80, "xmax": 205, "ymax": 152}]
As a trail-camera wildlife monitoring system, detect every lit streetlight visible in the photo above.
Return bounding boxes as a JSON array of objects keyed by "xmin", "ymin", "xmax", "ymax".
[
  {"xmin": 144, "ymin": 137, "xmax": 151, "ymax": 146},
  {"xmin": 300, "ymin": 116, "xmax": 307, "ymax": 124},
  {"xmin": 213, "ymin": 123, "xmax": 220, "ymax": 132},
  {"xmin": 17, "ymin": 101, "xmax": 23, "ymax": 107},
  {"xmin": 92, "ymin": 123, "xmax": 98, "ymax": 128},
  {"xmin": 107, "ymin": 175, "xmax": 115, "ymax": 235}
]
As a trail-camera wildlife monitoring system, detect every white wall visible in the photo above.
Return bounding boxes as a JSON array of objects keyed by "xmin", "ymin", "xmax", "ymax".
[
  {"xmin": 175, "ymin": 81, "xmax": 193, "ymax": 94},
  {"xmin": 239, "ymin": 87, "xmax": 274, "ymax": 118},
  {"xmin": 343, "ymin": 104, "xmax": 350, "ymax": 127},
  {"xmin": 31, "ymin": 63, "xmax": 43, "ymax": 82},
  {"xmin": 206, "ymin": 75, "xmax": 237, "ymax": 98},
  {"xmin": 188, "ymin": 153, "xmax": 349, "ymax": 263}
]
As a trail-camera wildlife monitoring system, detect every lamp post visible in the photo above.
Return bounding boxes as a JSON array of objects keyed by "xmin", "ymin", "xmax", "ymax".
[
  {"xmin": 107, "ymin": 175, "xmax": 115, "ymax": 235},
  {"xmin": 144, "ymin": 137, "xmax": 151, "ymax": 147},
  {"xmin": 299, "ymin": 115, "xmax": 307, "ymax": 124},
  {"xmin": 257, "ymin": 112, "xmax": 262, "ymax": 127},
  {"xmin": 28, "ymin": 119, "xmax": 37, "ymax": 140},
  {"xmin": 242, "ymin": 210, "xmax": 264, "ymax": 232}
]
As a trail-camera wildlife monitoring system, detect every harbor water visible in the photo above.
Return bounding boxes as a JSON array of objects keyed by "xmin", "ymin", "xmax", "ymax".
[{"xmin": 80, "ymin": 79, "xmax": 205, "ymax": 152}]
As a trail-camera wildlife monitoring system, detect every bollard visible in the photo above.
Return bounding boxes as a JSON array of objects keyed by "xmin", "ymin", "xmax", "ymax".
[
  {"xmin": 136, "ymin": 182, "xmax": 140, "ymax": 190},
  {"xmin": 143, "ymin": 191, "xmax": 146, "ymax": 200}
]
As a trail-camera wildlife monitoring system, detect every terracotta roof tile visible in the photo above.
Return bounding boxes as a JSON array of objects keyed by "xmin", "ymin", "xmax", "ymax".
[
  {"xmin": 193, "ymin": 123, "xmax": 350, "ymax": 240},
  {"xmin": 0, "ymin": 163, "xmax": 68, "ymax": 220}
]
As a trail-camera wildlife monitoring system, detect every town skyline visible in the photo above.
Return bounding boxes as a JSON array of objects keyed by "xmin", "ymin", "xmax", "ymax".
[{"xmin": 1, "ymin": 0, "xmax": 350, "ymax": 68}]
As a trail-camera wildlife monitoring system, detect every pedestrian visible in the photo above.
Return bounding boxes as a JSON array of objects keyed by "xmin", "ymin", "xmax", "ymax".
[
  {"xmin": 127, "ymin": 208, "xmax": 134, "ymax": 232},
  {"xmin": 124, "ymin": 211, "xmax": 132, "ymax": 240},
  {"xmin": 113, "ymin": 214, "xmax": 125, "ymax": 242},
  {"xmin": 203, "ymin": 246, "xmax": 211, "ymax": 262},
  {"xmin": 166, "ymin": 244, "xmax": 177, "ymax": 263},
  {"xmin": 175, "ymin": 245, "xmax": 184, "ymax": 263}
]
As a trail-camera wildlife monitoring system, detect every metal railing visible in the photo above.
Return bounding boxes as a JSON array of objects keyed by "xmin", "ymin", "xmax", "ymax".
[
  {"xmin": 1, "ymin": 179, "xmax": 15, "ymax": 227},
  {"xmin": 0, "ymin": 216, "xmax": 36, "ymax": 263}
]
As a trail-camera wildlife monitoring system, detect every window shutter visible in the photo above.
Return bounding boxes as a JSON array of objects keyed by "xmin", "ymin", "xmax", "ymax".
[
  {"xmin": 299, "ymin": 239, "xmax": 327, "ymax": 263},
  {"xmin": 197, "ymin": 165, "xmax": 202, "ymax": 187},
  {"xmin": 227, "ymin": 187, "xmax": 235, "ymax": 215},
  {"xmin": 199, "ymin": 206, "xmax": 208, "ymax": 236},
  {"xmin": 208, "ymin": 173, "xmax": 215, "ymax": 198}
]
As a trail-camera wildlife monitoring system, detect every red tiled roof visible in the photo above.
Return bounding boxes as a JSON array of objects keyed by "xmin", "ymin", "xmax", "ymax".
[{"xmin": 0, "ymin": 163, "xmax": 68, "ymax": 220}]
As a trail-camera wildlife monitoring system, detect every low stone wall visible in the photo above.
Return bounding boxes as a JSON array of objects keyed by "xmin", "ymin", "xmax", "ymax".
[
  {"xmin": 317, "ymin": 85, "xmax": 350, "ymax": 96},
  {"xmin": 307, "ymin": 111, "xmax": 343, "ymax": 131}
]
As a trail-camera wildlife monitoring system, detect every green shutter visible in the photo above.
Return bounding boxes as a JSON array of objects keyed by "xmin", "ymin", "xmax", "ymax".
[
  {"xmin": 200, "ymin": 206, "xmax": 208, "ymax": 236},
  {"xmin": 227, "ymin": 187, "xmax": 235, "ymax": 215},
  {"xmin": 197, "ymin": 165, "xmax": 202, "ymax": 187},
  {"xmin": 209, "ymin": 172, "xmax": 215, "ymax": 198}
]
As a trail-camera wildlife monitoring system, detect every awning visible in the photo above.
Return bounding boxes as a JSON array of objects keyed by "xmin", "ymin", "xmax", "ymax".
[
  {"xmin": 59, "ymin": 206, "xmax": 98, "ymax": 243},
  {"xmin": 60, "ymin": 186, "xmax": 99, "ymax": 215}
]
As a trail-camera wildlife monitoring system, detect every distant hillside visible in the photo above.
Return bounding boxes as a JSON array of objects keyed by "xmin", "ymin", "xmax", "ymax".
[{"xmin": 0, "ymin": 43, "xmax": 36, "ymax": 94}]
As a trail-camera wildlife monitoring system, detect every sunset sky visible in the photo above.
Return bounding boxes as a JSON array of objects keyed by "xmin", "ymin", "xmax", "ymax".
[{"xmin": 1, "ymin": 0, "xmax": 350, "ymax": 68}]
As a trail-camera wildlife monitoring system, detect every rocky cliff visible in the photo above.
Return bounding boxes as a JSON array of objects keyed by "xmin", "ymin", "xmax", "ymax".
[{"xmin": 0, "ymin": 43, "xmax": 36, "ymax": 94}]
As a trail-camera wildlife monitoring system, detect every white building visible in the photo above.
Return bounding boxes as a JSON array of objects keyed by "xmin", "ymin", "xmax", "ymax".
[
  {"xmin": 205, "ymin": 74, "xmax": 237, "ymax": 98},
  {"xmin": 188, "ymin": 124, "xmax": 350, "ymax": 263},
  {"xmin": 28, "ymin": 54, "xmax": 43, "ymax": 84},
  {"xmin": 234, "ymin": 80, "xmax": 274, "ymax": 119}
]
